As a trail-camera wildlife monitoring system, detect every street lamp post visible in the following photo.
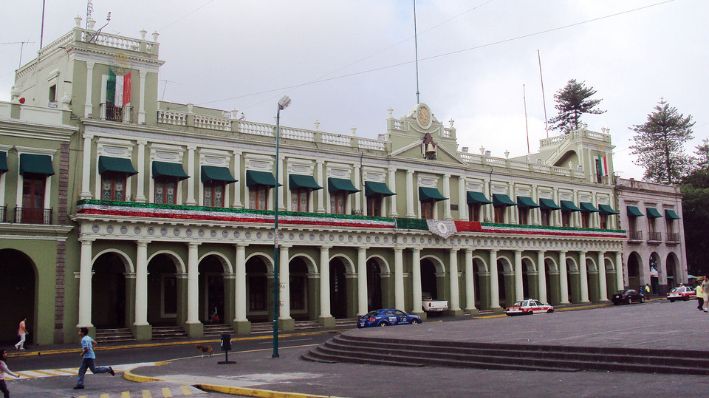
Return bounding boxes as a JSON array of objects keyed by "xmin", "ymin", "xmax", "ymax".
[{"xmin": 272, "ymin": 95, "xmax": 291, "ymax": 359}]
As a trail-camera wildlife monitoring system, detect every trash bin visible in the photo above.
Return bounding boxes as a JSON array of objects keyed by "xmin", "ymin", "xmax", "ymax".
[{"xmin": 220, "ymin": 333, "xmax": 232, "ymax": 351}]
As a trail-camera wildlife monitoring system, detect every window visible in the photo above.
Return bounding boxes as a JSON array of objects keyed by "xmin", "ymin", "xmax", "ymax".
[
  {"xmin": 581, "ymin": 212, "xmax": 590, "ymax": 228},
  {"xmin": 468, "ymin": 204, "xmax": 481, "ymax": 222},
  {"xmin": 330, "ymin": 191, "xmax": 347, "ymax": 215},
  {"xmin": 367, "ymin": 196, "xmax": 383, "ymax": 217},
  {"xmin": 250, "ymin": 186, "xmax": 269, "ymax": 210},
  {"xmin": 518, "ymin": 207, "xmax": 529, "ymax": 225},
  {"xmin": 421, "ymin": 201, "xmax": 434, "ymax": 219},
  {"xmin": 561, "ymin": 211, "xmax": 571, "ymax": 227},
  {"xmin": 648, "ymin": 218, "xmax": 656, "ymax": 234},
  {"xmin": 599, "ymin": 214, "xmax": 608, "ymax": 229},
  {"xmin": 48, "ymin": 84, "xmax": 57, "ymax": 103},
  {"xmin": 21, "ymin": 174, "xmax": 46, "ymax": 223},
  {"xmin": 154, "ymin": 179, "xmax": 178, "ymax": 204},
  {"xmin": 101, "ymin": 173, "xmax": 127, "ymax": 201},
  {"xmin": 291, "ymin": 189, "xmax": 309, "ymax": 212},
  {"xmin": 540, "ymin": 209, "xmax": 551, "ymax": 226},
  {"xmin": 494, "ymin": 206, "xmax": 506, "ymax": 223},
  {"xmin": 204, "ymin": 182, "xmax": 225, "ymax": 207}
]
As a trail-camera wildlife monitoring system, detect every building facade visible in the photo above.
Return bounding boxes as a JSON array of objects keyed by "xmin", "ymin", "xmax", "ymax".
[{"xmin": 0, "ymin": 19, "xmax": 687, "ymax": 344}]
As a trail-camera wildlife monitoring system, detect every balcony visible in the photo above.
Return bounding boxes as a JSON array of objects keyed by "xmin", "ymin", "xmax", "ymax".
[
  {"xmin": 647, "ymin": 231, "xmax": 662, "ymax": 244},
  {"xmin": 13, "ymin": 207, "xmax": 52, "ymax": 224},
  {"xmin": 628, "ymin": 230, "xmax": 643, "ymax": 243},
  {"xmin": 666, "ymin": 233, "xmax": 680, "ymax": 245},
  {"xmin": 0, "ymin": 206, "xmax": 5, "ymax": 222}
]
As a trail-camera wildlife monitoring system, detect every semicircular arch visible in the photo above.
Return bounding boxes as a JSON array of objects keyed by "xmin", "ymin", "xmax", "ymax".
[
  {"xmin": 147, "ymin": 250, "xmax": 186, "ymax": 274},
  {"xmin": 199, "ymin": 252, "xmax": 233, "ymax": 274},
  {"xmin": 366, "ymin": 255, "xmax": 391, "ymax": 275},
  {"xmin": 289, "ymin": 253, "xmax": 318, "ymax": 274},
  {"xmin": 92, "ymin": 249, "xmax": 135, "ymax": 274}
]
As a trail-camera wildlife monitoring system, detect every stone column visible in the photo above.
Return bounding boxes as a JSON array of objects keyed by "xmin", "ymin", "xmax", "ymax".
[
  {"xmin": 598, "ymin": 251, "xmax": 608, "ymax": 301},
  {"xmin": 357, "ymin": 246, "xmax": 368, "ymax": 315},
  {"xmin": 489, "ymin": 250, "xmax": 500, "ymax": 309},
  {"xmin": 559, "ymin": 250, "xmax": 570, "ymax": 304},
  {"xmin": 615, "ymin": 251, "xmax": 624, "ymax": 291},
  {"xmin": 84, "ymin": 61, "xmax": 94, "ymax": 118},
  {"xmin": 233, "ymin": 152, "xmax": 242, "ymax": 208},
  {"xmin": 134, "ymin": 240, "xmax": 151, "ymax": 340},
  {"xmin": 135, "ymin": 140, "xmax": 146, "ymax": 202},
  {"xmin": 388, "ymin": 167, "xmax": 398, "ymax": 216},
  {"xmin": 354, "ymin": 165, "xmax": 362, "ymax": 214},
  {"xmin": 138, "ymin": 68, "xmax": 147, "ymax": 124},
  {"xmin": 411, "ymin": 248, "xmax": 422, "ymax": 315},
  {"xmin": 279, "ymin": 245, "xmax": 294, "ymax": 329},
  {"xmin": 405, "ymin": 170, "xmax": 415, "ymax": 217},
  {"xmin": 319, "ymin": 246, "xmax": 334, "ymax": 326},
  {"xmin": 449, "ymin": 248, "xmax": 461, "ymax": 314},
  {"xmin": 464, "ymin": 249, "xmax": 476, "ymax": 312},
  {"xmin": 316, "ymin": 160, "xmax": 325, "ymax": 213},
  {"xmin": 537, "ymin": 250, "xmax": 547, "ymax": 303},
  {"xmin": 77, "ymin": 239, "xmax": 94, "ymax": 328},
  {"xmin": 514, "ymin": 250, "xmax": 523, "ymax": 301},
  {"xmin": 394, "ymin": 247, "xmax": 405, "ymax": 310},
  {"xmin": 443, "ymin": 174, "xmax": 451, "ymax": 219},
  {"xmin": 80, "ymin": 133, "xmax": 93, "ymax": 199},
  {"xmin": 185, "ymin": 145, "xmax": 196, "ymax": 205},
  {"xmin": 579, "ymin": 251, "xmax": 589, "ymax": 303},
  {"xmin": 185, "ymin": 242, "xmax": 203, "ymax": 337},
  {"xmin": 458, "ymin": 176, "xmax": 467, "ymax": 221},
  {"xmin": 233, "ymin": 244, "xmax": 249, "ymax": 334}
]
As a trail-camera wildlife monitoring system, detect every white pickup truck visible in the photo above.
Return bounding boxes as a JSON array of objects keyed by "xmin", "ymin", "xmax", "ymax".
[{"xmin": 421, "ymin": 294, "xmax": 448, "ymax": 313}]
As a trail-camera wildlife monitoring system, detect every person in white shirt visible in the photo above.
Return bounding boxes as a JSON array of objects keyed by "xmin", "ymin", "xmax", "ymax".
[
  {"xmin": 13, "ymin": 319, "xmax": 26, "ymax": 351},
  {"xmin": 0, "ymin": 349, "xmax": 19, "ymax": 398}
]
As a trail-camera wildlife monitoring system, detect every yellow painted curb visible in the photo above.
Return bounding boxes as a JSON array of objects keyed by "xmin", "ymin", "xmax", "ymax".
[
  {"xmin": 197, "ymin": 383, "xmax": 339, "ymax": 398},
  {"xmin": 122, "ymin": 368, "xmax": 162, "ymax": 383}
]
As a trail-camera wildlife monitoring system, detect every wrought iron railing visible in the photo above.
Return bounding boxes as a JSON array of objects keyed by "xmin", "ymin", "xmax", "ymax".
[
  {"xmin": 628, "ymin": 230, "xmax": 643, "ymax": 241},
  {"xmin": 666, "ymin": 233, "xmax": 680, "ymax": 243},
  {"xmin": 648, "ymin": 231, "xmax": 662, "ymax": 242},
  {"xmin": 14, "ymin": 207, "xmax": 52, "ymax": 224},
  {"xmin": 0, "ymin": 206, "xmax": 5, "ymax": 223}
]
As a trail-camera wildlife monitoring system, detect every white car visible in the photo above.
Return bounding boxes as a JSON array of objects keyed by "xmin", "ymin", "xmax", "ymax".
[
  {"xmin": 421, "ymin": 295, "xmax": 448, "ymax": 312},
  {"xmin": 505, "ymin": 299, "xmax": 555, "ymax": 316}
]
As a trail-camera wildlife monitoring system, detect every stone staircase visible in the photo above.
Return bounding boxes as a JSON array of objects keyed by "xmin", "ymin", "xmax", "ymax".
[
  {"xmin": 250, "ymin": 318, "xmax": 357, "ymax": 335},
  {"xmin": 95, "ymin": 328, "xmax": 135, "ymax": 344},
  {"xmin": 203, "ymin": 324, "xmax": 235, "ymax": 338},
  {"xmin": 302, "ymin": 333, "xmax": 709, "ymax": 375},
  {"xmin": 151, "ymin": 326, "xmax": 188, "ymax": 340}
]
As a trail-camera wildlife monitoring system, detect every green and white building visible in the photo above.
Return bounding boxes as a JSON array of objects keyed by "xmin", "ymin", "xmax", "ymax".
[{"xmin": 0, "ymin": 18, "xmax": 687, "ymax": 345}]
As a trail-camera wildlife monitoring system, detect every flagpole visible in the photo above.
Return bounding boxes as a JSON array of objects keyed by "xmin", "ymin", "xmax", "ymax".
[
  {"xmin": 39, "ymin": 0, "xmax": 46, "ymax": 49},
  {"xmin": 537, "ymin": 50, "xmax": 549, "ymax": 138},
  {"xmin": 413, "ymin": 0, "xmax": 420, "ymax": 104},
  {"xmin": 523, "ymin": 84, "xmax": 530, "ymax": 154}
]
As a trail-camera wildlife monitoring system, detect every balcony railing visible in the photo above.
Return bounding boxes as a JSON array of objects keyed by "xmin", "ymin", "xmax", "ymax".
[
  {"xmin": 628, "ymin": 230, "xmax": 643, "ymax": 241},
  {"xmin": 648, "ymin": 231, "xmax": 662, "ymax": 242},
  {"xmin": 666, "ymin": 233, "xmax": 680, "ymax": 244},
  {"xmin": 0, "ymin": 206, "xmax": 5, "ymax": 222},
  {"xmin": 13, "ymin": 207, "xmax": 52, "ymax": 224}
]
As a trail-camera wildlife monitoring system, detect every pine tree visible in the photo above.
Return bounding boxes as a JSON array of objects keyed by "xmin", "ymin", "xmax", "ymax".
[
  {"xmin": 695, "ymin": 138, "xmax": 709, "ymax": 170},
  {"xmin": 549, "ymin": 79, "xmax": 605, "ymax": 134},
  {"xmin": 629, "ymin": 99, "xmax": 694, "ymax": 184}
]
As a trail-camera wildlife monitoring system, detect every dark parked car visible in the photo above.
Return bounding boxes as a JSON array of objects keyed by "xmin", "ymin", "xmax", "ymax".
[
  {"xmin": 612, "ymin": 289, "xmax": 645, "ymax": 305},
  {"xmin": 357, "ymin": 309, "xmax": 422, "ymax": 328}
]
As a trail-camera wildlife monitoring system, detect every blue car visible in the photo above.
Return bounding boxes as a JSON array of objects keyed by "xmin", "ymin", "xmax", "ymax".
[{"xmin": 357, "ymin": 308, "xmax": 423, "ymax": 328}]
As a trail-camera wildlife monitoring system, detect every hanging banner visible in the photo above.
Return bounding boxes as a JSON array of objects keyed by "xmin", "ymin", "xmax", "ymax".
[{"xmin": 426, "ymin": 219, "xmax": 457, "ymax": 239}]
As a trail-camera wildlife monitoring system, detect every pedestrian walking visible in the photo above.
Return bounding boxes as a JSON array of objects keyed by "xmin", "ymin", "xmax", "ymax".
[
  {"xmin": 696, "ymin": 282, "xmax": 704, "ymax": 311},
  {"xmin": 13, "ymin": 319, "xmax": 26, "ymax": 351},
  {"xmin": 73, "ymin": 327, "xmax": 115, "ymax": 390},
  {"xmin": 0, "ymin": 349, "xmax": 19, "ymax": 398},
  {"xmin": 702, "ymin": 277, "xmax": 709, "ymax": 313}
]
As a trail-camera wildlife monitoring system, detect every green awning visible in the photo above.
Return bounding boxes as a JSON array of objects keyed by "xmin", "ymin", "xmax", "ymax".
[
  {"xmin": 99, "ymin": 156, "xmax": 138, "ymax": 175},
  {"xmin": 246, "ymin": 170, "xmax": 278, "ymax": 187},
  {"xmin": 20, "ymin": 154, "xmax": 54, "ymax": 176},
  {"xmin": 152, "ymin": 161, "xmax": 189, "ymax": 180},
  {"xmin": 517, "ymin": 196, "xmax": 540, "ymax": 208},
  {"xmin": 0, "ymin": 152, "xmax": 7, "ymax": 173},
  {"xmin": 665, "ymin": 209, "xmax": 680, "ymax": 220},
  {"xmin": 580, "ymin": 202, "xmax": 599, "ymax": 213},
  {"xmin": 467, "ymin": 191, "xmax": 491, "ymax": 205},
  {"xmin": 328, "ymin": 177, "xmax": 360, "ymax": 193},
  {"xmin": 289, "ymin": 174, "xmax": 322, "ymax": 190},
  {"xmin": 492, "ymin": 193, "xmax": 516, "ymax": 207},
  {"xmin": 598, "ymin": 204, "xmax": 620, "ymax": 215},
  {"xmin": 201, "ymin": 166, "xmax": 237, "ymax": 184},
  {"xmin": 419, "ymin": 187, "xmax": 447, "ymax": 202},
  {"xmin": 365, "ymin": 181, "xmax": 395, "ymax": 197},
  {"xmin": 627, "ymin": 206, "xmax": 644, "ymax": 217},
  {"xmin": 539, "ymin": 198, "xmax": 560, "ymax": 210},
  {"xmin": 560, "ymin": 200, "xmax": 581, "ymax": 212},
  {"xmin": 646, "ymin": 207, "xmax": 663, "ymax": 218}
]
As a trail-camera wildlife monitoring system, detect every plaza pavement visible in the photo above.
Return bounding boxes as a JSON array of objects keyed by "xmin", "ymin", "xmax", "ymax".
[{"xmin": 128, "ymin": 299, "xmax": 709, "ymax": 398}]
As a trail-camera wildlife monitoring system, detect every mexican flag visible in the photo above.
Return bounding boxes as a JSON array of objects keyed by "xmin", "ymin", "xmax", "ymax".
[
  {"xmin": 595, "ymin": 154, "xmax": 608, "ymax": 176},
  {"xmin": 107, "ymin": 70, "xmax": 132, "ymax": 107}
]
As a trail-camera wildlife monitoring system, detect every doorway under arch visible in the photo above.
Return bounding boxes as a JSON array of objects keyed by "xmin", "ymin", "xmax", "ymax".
[
  {"xmin": 289, "ymin": 257, "xmax": 311, "ymax": 320},
  {"xmin": 329, "ymin": 257, "xmax": 350, "ymax": 318},
  {"xmin": 366, "ymin": 258, "xmax": 384, "ymax": 310},
  {"xmin": 147, "ymin": 253, "xmax": 181, "ymax": 326},
  {"xmin": 666, "ymin": 253, "xmax": 680, "ymax": 288},
  {"xmin": 497, "ymin": 258, "xmax": 512, "ymax": 307},
  {"xmin": 0, "ymin": 249, "xmax": 36, "ymax": 345},
  {"xmin": 246, "ymin": 256, "xmax": 271, "ymax": 322},
  {"xmin": 92, "ymin": 252, "xmax": 129, "ymax": 329},
  {"xmin": 473, "ymin": 258, "xmax": 486, "ymax": 309},
  {"xmin": 649, "ymin": 252, "xmax": 661, "ymax": 295},
  {"xmin": 627, "ymin": 252, "xmax": 642, "ymax": 290},
  {"xmin": 199, "ymin": 255, "xmax": 225, "ymax": 324}
]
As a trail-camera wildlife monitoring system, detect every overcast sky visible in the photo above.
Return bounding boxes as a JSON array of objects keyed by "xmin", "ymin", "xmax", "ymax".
[{"xmin": 1, "ymin": 0, "xmax": 706, "ymax": 180}]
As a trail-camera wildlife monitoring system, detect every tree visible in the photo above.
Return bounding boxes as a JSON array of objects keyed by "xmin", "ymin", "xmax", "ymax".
[
  {"xmin": 695, "ymin": 138, "xmax": 709, "ymax": 170},
  {"xmin": 681, "ymin": 168, "xmax": 709, "ymax": 276},
  {"xmin": 629, "ymin": 99, "xmax": 695, "ymax": 184},
  {"xmin": 549, "ymin": 79, "xmax": 605, "ymax": 134}
]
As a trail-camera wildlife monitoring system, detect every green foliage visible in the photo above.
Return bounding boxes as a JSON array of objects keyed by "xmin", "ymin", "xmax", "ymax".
[
  {"xmin": 629, "ymin": 99, "xmax": 694, "ymax": 185},
  {"xmin": 681, "ymin": 169, "xmax": 709, "ymax": 275},
  {"xmin": 695, "ymin": 138, "xmax": 709, "ymax": 170},
  {"xmin": 549, "ymin": 79, "xmax": 605, "ymax": 134}
]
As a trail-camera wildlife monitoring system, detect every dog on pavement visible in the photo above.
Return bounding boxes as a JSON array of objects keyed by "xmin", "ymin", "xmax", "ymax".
[{"xmin": 196, "ymin": 344, "xmax": 214, "ymax": 357}]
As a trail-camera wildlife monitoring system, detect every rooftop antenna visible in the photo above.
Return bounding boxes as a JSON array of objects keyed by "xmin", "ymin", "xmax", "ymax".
[
  {"xmin": 160, "ymin": 79, "xmax": 177, "ymax": 100},
  {"xmin": 523, "ymin": 84, "xmax": 530, "ymax": 154},
  {"xmin": 537, "ymin": 50, "xmax": 549, "ymax": 138},
  {"xmin": 88, "ymin": 11, "xmax": 112, "ymax": 43},
  {"xmin": 86, "ymin": 0, "xmax": 94, "ymax": 29},
  {"xmin": 413, "ymin": 0, "xmax": 421, "ymax": 104}
]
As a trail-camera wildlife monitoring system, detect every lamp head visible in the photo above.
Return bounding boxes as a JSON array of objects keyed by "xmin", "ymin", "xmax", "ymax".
[{"xmin": 278, "ymin": 96, "xmax": 291, "ymax": 110}]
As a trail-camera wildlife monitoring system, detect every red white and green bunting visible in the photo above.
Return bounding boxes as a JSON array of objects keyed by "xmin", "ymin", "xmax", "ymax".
[
  {"xmin": 77, "ymin": 201, "xmax": 395, "ymax": 229},
  {"xmin": 478, "ymin": 223, "xmax": 625, "ymax": 239}
]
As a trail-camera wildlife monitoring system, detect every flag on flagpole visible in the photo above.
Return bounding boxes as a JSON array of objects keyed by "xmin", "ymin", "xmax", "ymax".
[
  {"xmin": 115, "ymin": 74, "xmax": 124, "ymax": 106},
  {"xmin": 107, "ymin": 70, "xmax": 116, "ymax": 105},
  {"xmin": 123, "ymin": 72, "xmax": 132, "ymax": 107},
  {"xmin": 595, "ymin": 155, "xmax": 608, "ymax": 176},
  {"xmin": 106, "ymin": 70, "xmax": 132, "ymax": 107}
]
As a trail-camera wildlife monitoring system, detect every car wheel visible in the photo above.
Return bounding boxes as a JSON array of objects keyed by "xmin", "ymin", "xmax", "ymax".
[
  {"xmin": 412, "ymin": 319, "xmax": 422, "ymax": 325},
  {"xmin": 378, "ymin": 322, "xmax": 389, "ymax": 327},
  {"xmin": 684, "ymin": 297, "xmax": 690, "ymax": 301},
  {"xmin": 669, "ymin": 299, "xmax": 675, "ymax": 302},
  {"xmin": 547, "ymin": 309, "xmax": 554, "ymax": 313}
]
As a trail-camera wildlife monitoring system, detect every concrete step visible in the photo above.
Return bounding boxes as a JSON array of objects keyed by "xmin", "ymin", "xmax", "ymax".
[
  {"xmin": 151, "ymin": 326, "xmax": 187, "ymax": 340},
  {"xmin": 202, "ymin": 324, "xmax": 234, "ymax": 337},
  {"xmin": 95, "ymin": 328, "xmax": 135, "ymax": 344}
]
